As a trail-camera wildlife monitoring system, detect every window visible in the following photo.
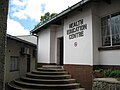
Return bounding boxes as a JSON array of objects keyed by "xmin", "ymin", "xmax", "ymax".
[
  {"xmin": 101, "ymin": 11, "xmax": 120, "ymax": 46},
  {"xmin": 10, "ymin": 56, "xmax": 19, "ymax": 71}
]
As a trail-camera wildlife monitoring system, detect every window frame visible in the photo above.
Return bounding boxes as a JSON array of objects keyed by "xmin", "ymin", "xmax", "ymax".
[
  {"xmin": 101, "ymin": 11, "xmax": 120, "ymax": 46},
  {"xmin": 10, "ymin": 56, "xmax": 19, "ymax": 72}
]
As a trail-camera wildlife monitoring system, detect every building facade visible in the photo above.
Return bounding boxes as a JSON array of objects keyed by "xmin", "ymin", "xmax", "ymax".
[
  {"xmin": 5, "ymin": 35, "xmax": 36, "ymax": 84},
  {"xmin": 31, "ymin": 0, "xmax": 120, "ymax": 89}
]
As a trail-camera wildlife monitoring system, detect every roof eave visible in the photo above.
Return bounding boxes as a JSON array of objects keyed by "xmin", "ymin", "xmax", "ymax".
[
  {"xmin": 31, "ymin": 0, "xmax": 91, "ymax": 34},
  {"xmin": 7, "ymin": 34, "xmax": 36, "ymax": 47}
]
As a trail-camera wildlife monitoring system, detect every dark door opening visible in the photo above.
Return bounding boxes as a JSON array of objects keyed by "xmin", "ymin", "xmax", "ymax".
[
  {"xmin": 57, "ymin": 37, "xmax": 64, "ymax": 65},
  {"xmin": 27, "ymin": 55, "xmax": 30, "ymax": 72}
]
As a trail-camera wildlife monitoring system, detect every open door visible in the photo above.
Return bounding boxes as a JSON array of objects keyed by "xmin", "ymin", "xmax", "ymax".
[{"xmin": 57, "ymin": 37, "xmax": 64, "ymax": 65}]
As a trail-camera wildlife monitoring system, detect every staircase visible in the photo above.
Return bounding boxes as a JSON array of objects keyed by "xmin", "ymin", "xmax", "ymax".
[{"xmin": 8, "ymin": 65, "xmax": 85, "ymax": 90}]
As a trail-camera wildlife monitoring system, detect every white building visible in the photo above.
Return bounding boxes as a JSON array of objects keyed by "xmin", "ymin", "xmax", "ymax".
[{"xmin": 31, "ymin": 0, "xmax": 120, "ymax": 89}]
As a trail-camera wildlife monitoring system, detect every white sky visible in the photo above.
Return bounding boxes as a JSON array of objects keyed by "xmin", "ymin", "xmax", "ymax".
[{"xmin": 7, "ymin": 0, "xmax": 81, "ymax": 36}]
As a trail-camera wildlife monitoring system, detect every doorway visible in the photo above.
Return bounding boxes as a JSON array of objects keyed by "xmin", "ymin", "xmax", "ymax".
[
  {"xmin": 57, "ymin": 37, "xmax": 64, "ymax": 65},
  {"xmin": 27, "ymin": 55, "xmax": 30, "ymax": 72}
]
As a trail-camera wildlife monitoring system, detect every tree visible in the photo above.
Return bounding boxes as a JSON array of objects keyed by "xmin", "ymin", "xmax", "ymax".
[
  {"xmin": 50, "ymin": 13, "xmax": 57, "ymax": 18},
  {"xmin": 34, "ymin": 12, "xmax": 57, "ymax": 29}
]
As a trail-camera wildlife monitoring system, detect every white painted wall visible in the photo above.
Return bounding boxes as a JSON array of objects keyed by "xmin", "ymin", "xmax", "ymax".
[
  {"xmin": 98, "ymin": 0, "xmax": 120, "ymax": 17},
  {"xmin": 56, "ymin": 26, "xmax": 63, "ymax": 38},
  {"xmin": 92, "ymin": 15, "xmax": 101, "ymax": 65},
  {"xmin": 55, "ymin": 26, "xmax": 64, "ymax": 64},
  {"xmin": 100, "ymin": 50, "xmax": 120, "ymax": 65},
  {"xmin": 50, "ymin": 26, "xmax": 56, "ymax": 63},
  {"xmin": 37, "ymin": 25, "xmax": 63, "ymax": 64},
  {"xmin": 92, "ymin": 0, "xmax": 120, "ymax": 65},
  {"xmin": 64, "ymin": 5, "xmax": 93, "ymax": 65},
  {"xmin": 50, "ymin": 25, "xmax": 64, "ymax": 64},
  {"xmin": 37, "ymin": 0, "xmax": 120, "ymax": 66},
  {"xmin": 91, "ymin": 2, "xmax": 101, "ymax": 65},
  {"xmin": 37, "ymin": 29, "xmax": 50, "ymax": 63}
]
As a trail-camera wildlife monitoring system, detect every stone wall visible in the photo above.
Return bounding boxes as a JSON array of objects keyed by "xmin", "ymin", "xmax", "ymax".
[
  {"xmin": 0, "ymin": 0, "xmax": 8, "ymax": 90},
  {"xmin": 93, "ymin": 78, "xmax": 120, "ymax": 90}
]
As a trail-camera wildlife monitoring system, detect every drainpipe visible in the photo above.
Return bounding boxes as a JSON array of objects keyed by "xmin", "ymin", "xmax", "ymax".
[{"xmin": 31, "ymin": 33, "xmax": 38, "ymax": 69}]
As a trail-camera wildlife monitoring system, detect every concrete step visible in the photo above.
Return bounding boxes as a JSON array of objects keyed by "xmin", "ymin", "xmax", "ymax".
[
  {"xmin": 26, "ymin": 72, "xmax": 71, "ymax": 79},
  {"xmin": 8, "ymin": 65, "xmax": 84, "ymax": 90},
  {"xmin": 42, "ymin": 65, "xmax": 63, "ymax": 69},
  {"xmin": 72, "ymin": 88, "xmax": 85, "ymax": 90},
  {"xmin": 32, "ymin": 70, "xmax": 68, "ymax": 75},
  {"xmin": 20, "ymin": 76, "xmax": 76, "ymax": 84},
  {"xmin": 8, "ymin": 81, "xmax": 23, "ymax": 90},
  {"xmin": 37, "ymin": 67, "xmax": 64, "ymax": 72},
  {"xmin": 9, "ymin": 81, "xmax": 84, "ymax": 90},
  {"xmin": 13, "ymin": 79, "xmax": 80, "ymax": 89}
]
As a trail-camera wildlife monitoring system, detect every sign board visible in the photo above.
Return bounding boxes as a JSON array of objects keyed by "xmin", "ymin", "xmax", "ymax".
[{"xmin": 67, "ymin": 19, "xmax": 87, "ymax": 40}]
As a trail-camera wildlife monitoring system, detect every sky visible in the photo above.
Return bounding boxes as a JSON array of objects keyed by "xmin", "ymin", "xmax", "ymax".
[{"xmin": 7, "ymin": 0, "xmax": 81, "ymax": 36}]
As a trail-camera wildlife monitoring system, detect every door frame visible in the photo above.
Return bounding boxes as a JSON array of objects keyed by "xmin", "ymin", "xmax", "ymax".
[
  {"xmin": 27, "ymin": 55, "xmax": 31, "ymax": 72},
  {"xmin": 57, "ymin": 37, "xmax": 64, "ymax": 65}
]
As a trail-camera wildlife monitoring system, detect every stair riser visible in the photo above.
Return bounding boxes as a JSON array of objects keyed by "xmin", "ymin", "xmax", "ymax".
[
  {"xmin": 8, "ymin": 86, "xmax": 21, "ymax": 90},
  {"xmin": 8, "ymin": 65, "xmax": 82, "ymax": 89},
  {"xmin": 42, "ymin": 67, "xmax": 63, "ymax": 69},
  {"xmin": 26, "ymin": 75, "xmax": 71, "ymax": 79},
  {"xmin": 42, "ymin": 65, "xmax": 63, "ymax": 69},
  {"xmin": 20, "ymin": 78, "xmax": 76, "ymax": 84},
  {"xmin": 37, "ymin": 69, "xmax": 65, "ymax": 72},
  {"xmin": 8, "ymin": 83, "xmax": 21, "ymax": 90},
  {"xmin": 14, "ymin": 81, "xmax": 80, "ymax": 89},
  {"xmin": 32, "ymin": 72, "xmax": 68, "ymax": 75},
  {"xmin": 9, "ymin": 82, "xmax": 82, "ymax": 90}
]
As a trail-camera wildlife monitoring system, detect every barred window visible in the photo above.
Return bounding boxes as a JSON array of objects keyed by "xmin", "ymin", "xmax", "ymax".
[
  {"xmin": 101, "ymin": 11, "xmax": 120, "ymax": 46},
  {"xmin": 10, "ymin": 56, "xmax": 19, "ymax": 72}
]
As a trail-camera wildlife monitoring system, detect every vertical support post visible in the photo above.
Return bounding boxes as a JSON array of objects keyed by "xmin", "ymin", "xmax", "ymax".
[{"xmin": 0, "ymin": 0, "xmax": 8, "ymax": 89}]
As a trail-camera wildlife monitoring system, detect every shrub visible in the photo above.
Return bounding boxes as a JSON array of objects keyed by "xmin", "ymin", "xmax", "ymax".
[
  {"xmin": 94, "ymin": 69, "xmax": 104, "ymax": 78},
  {"xmin": 94, "ymin": 69, "xmax": 103, "ymax": 72},
  {"xmin": 117, "ymin": 78, "xmax": 120, "ymax": 81},
  {"xmin": 103, "ymin": 69, "xmax": 120, "ymax": 78},
  {"xmin": 94, "ymin": 69, "xmax": 120, "ymax": 78}
]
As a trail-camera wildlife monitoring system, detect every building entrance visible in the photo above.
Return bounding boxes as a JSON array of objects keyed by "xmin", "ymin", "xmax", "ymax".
[
  {"xmin": 27, "ymin": 55, "xmax": 30, "ymax": 72},
  {"xmin": 57, "ymin": 37, "xmax": 64, "ymax": 65}
]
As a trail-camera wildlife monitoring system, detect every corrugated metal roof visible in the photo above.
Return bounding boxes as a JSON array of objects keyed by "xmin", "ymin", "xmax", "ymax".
[
  {"xmin": 7, "ymin": 34, "xmax": 36, "ymax": 47},
  {"xmin": 16, "ymin": 35, "xmax": 37, "ymax": 45}
]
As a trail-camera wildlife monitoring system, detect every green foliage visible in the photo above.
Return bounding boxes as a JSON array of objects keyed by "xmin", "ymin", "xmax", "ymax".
[
  {"xmin": 117, "ymin": 78, "xmax": 120, "ymax": 81},
  {"xmin": 40, "ymin": 12, "xmax": 50, "ymax": 23},
  {"xmin": 94, "ymin": 69, "xmax": 103, "ymax": 73},
  {"xmin": 104, "ymin": 69, "xmax": 120, "ymax": 77},
  {"xmin": 94, "ymin": 69, "xmax": 120, "ymax": 78},
  {"xmin": 34, "ymin": 12, "xmax": 57, "ymax": 29},
  {"xmin": 94, "ymin": 69, "xmax": 104, "ymax": 78},
  {"xmin": 104, "ymin": 69, "xmax": 112, "ymax": 77},
  {"xmin": 50, "ymin": 13, "xmax": 57, "ymax": 18},
  {"xmin": 34, "ymin": 22, "xmax": 41, "ymax": 29}
]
